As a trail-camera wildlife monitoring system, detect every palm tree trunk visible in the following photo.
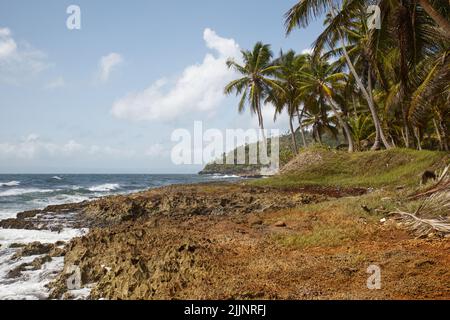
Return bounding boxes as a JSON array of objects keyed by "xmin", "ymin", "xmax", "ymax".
[
  {"xmin": 317, "ymin": 127, "xmax": 323, "ymax": 144},
  {"xmin": 296, "ymin": 107, "xmax": 307, "ymax": 147},
  {"xmin": 433, "ymin": 118, "xmax": 444, "ymax": 150},
  {"xmin": 289, "ymin": 115, "xmax": 298, "ymax": 154},
  {"xmin": 327, "ymin": 97, "xmax": 354, "ymax": 152},
  {"xmin": 401, "ymin": 104, "xmax": 411, "ymax": 148},
  {"xmin": 255, "ymin": 98, "xmax": 266, "ymax": 136},
  {"xmin": 438, "ymin": 118, "xmax": 449, "ymax": 151},
  {"xmin": 414, "ymin": 127, "xmax": 422, "ymax": 150},
  {"xmin": 368, "ymin": 67, "xmax": 381, "ymax": 150},
  {"xmin": 312, "ymin": 127, "xmax": 318, "ymax": 143},
  {"xmin": 255, "ymin": 98, "xmax": 269, "ymax": 165},
  {"xmin": 339, "ymin": 34, "xmax": 390, "ymax": 150},
  {"xmin": 418, "ymin": 0, "xmax": 450, "ymax": 37}
]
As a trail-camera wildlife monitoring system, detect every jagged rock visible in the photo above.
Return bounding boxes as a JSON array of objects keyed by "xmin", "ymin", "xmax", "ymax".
[
  {"xmin": 80, "ymin": 185, "xmax": 327, "ymax": 226},
  {"xmin": 9, "ymin": 243, "xmax": 26, "ymax": 248},
  {"xmin": 16, "ymin": 210, "xmax": 41, "ymax": 219},
  {"xmin": 0, "ymin": 218, "xmax": 35, "ymax": 229},
  {"xmin": 12, "ymin": 242, "xmax": 54, "ymax": 259},
  {"xmin": 7, "ymin": 255, "xmax": 53, "ymax": 278}
]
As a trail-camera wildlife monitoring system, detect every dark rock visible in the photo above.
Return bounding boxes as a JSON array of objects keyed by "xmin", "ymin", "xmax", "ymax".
[
  {"xmin": 421, "ymin": 170, "xmax": 436, "ymax": 185},
  {"xmin": 12, "ymin": 242, "xmax": 54, "ymax": 259},
  {"xmin": 9, "ymin": 243, "xmax": 26, "ymax": 248},
  {"xmin": 0, "ymin": 218, "xmax": 35, "ymax": 229},
  {"xmin": 16, "ymin": 210, "xmax": 41, "ymax": 219}
]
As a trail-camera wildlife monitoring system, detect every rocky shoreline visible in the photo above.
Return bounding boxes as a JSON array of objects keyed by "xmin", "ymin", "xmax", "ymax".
[
  {"xmin": 1, "ymin": 181, "xmax": 449, "ymax": 300},
  {"xmin": 0, "ymin": 182, "xmax": 367, "ymax": 299}
]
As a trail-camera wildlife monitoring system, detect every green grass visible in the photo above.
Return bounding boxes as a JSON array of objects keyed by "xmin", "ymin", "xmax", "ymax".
[{"xmin": 251, "ymin": 148, "xmax": 448, "ymax": 189}]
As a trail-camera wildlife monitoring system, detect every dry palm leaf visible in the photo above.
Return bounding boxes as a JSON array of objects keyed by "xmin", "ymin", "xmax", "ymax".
[
  {"xmin": 390, "ymin": 169, "xmax": 450, "ymax": 237},
  {"xmin": 389, "ymin": 210, "xmax": 450, "ymax": 237},
  {"xmin": 409, "ymin": 165, "xmax": 450, "ymax": 200}
]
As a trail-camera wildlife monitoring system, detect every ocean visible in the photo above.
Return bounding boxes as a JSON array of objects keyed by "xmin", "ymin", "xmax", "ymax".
[{"xmin": 0, "ymin": 173, "xmax": 239, "ymax": 299}]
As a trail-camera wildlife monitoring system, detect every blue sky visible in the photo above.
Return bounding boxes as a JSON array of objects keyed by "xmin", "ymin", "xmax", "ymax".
[{"xmin": 0, "ymin": 0, "xmax": 324, "ymax": 173}]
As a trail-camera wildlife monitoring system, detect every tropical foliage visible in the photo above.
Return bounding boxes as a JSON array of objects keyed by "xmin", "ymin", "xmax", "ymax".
[{"xmin": 225, "ymin": 0, "xmax": 449, "ymax": 153}]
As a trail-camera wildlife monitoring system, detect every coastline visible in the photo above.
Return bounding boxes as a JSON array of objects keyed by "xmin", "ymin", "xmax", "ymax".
[
  {"xmin": 0, "ymin": 175, "xmax": 241, "ymax": 299},
  {"xmin": 1, "ymin": 176, "xmax": 449, "ymax": 299},
  {"xmin": 0, "ymin": 150, "xmax": 449, "ymax": 299}
]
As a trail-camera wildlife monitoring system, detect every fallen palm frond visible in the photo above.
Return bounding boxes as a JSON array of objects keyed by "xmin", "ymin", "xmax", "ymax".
[
  {"xmin": 436, "ymin": 165, "xmax": 450, "ymax": 185},
  {"xmin": 389, "ymin": 169, "xmax": 450, "ymax": 236},
  {"xmin": 409, "ymin": 165, "xmax": 450, "ymax": 200},
  {"xmin": 389, "ymin": 210, "xmax": 450, "ymax": 237}
]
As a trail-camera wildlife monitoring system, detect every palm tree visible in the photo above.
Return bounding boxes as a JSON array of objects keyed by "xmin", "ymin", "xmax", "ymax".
[
  {"xmin": 409, "ymin": 46, "xmax": 450, "ymax": 150},
  {"xmin": 269, "ymin": 50, "xmax": 309, "ymax": 153},
  {"xmin": 285, "ymin": 0, "xmax": 392, "ymax": 150},
  {"xmin": 302, "ymin": 101, "xmax": 339, "ymax": 144},
  {"xmin": 298, "ymin": 55, "xmax": 355, "ymax": 152},
  {"xmin": 224, "ymin": 42, "xmax": 281, "ymax": 135}
]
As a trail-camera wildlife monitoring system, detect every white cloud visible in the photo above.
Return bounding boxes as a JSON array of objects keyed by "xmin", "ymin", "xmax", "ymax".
[
  {"xmin": 111, "ymin": 28, "xmax": 241, "ymax": 122},
  {"xmin": 0, "ymin": 27, "xmax": 48, "ymax": 84},
  {"xmin": 98, "ymin": 52, "xmax": 123, "ymax": 82},
  {"xmin": 145, "ymin": 143, "xmax": 167, "ymax": 158},
  {"xmin": 45, "ymin": 76, "xmax": 65, "ymax": 89},
  {"xmin": 0, "ymin": 134, "xmax": 135, "ymax": 160},
  {"xmin": 0, "ymin": 28, "xmax": 17, "ymax": 59},
  {"xmin": 89, "ymin": 145, "xmax": 135, "ymax": 158}
]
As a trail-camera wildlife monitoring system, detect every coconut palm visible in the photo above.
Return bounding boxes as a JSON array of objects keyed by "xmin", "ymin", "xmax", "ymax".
[
  {"xmin": 285, "ymin": 0, "xmax": 392, "ymax": 150},
  {"xmin": 302, "ymin": 101, "xmax": 339, "ymax": 144},
  {"xmin": 224, "ymin": 42, "xmax": 282, "ymax": 134},
  {"xmin": 298, "ymin": 55, "xmax": 355, "ymax": 151},
  {"xmin": 269, "ymin": 50, "xmax": 309, "ymax": 153}
]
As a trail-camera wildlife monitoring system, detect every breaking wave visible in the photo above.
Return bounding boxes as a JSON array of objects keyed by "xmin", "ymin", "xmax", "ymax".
[
  {"xmin": 88, "ymin": 183, "xmax": 121, "ymax": 192},
  {"xmin": 0, "ymin": 181, "xmax": 21, "ymax": 187}
]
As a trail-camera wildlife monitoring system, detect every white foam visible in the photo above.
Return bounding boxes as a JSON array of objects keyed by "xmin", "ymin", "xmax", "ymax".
[
  {"xmin": 0, "ymin": 181, "xmax": 20, "ymax": 187},
  {"xmin": 0, "ymin": 210, "xmax": 17, "ymax": 220},
  {"xmin": 0, "ymin": 254, "xmax": 65, "ymax": 300},
  {"xmin": 0, "ymin": 188, "xmax": 56, "ymax": 197},
  {"xmin": 0, "ymin": 228, "xmax": 88, "ymax": 247},
  {"xmin": 67, "ymin": 285, "xmax": 94, "ymax": 300},
  {"xmin": 211, "ymin": 174, "xmax": 240, "ymax": 179},
  {"xmin": 88, "ymin": 183, "xmax": 120, "ymax": 192},
  {"xmin": 32, "ymin": 194, "xmax": 90, "ymax": 207},
  {"xmin": 0, "ymin": 228, "xmax": 88, "ymax": 300},
  {"xmin": 52, "ymin": 176, "xmax": 63, "ymax": 180}
]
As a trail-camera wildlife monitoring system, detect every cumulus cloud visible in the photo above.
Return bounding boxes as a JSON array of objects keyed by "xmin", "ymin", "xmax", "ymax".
[
  {"xmin": 0, "ymin": 27, "xmax": 48, "ymax": 84},
  {"xmin": 0, "ymin": 134, "xmax": 134, "ymax": 160},
  {"xmin": 111, "ymin": 28, "xmax": 241, "ymax": 122},
  {"xmin": 98, "ymin": 52, "xmax": 123, "ymax": 82},
  {"xmin": 45, "ymin": 76, "xmax": 65, "ymax": 89},
  {"xmin": 0, "ymin": 28, "xmax": 16, "ymax": 58}
]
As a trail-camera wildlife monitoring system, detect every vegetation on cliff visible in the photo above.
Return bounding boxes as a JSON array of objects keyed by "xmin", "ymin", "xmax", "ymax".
[{"xmin": 252, "ymin": 147, "xmax": 449, "ymax": 188}]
